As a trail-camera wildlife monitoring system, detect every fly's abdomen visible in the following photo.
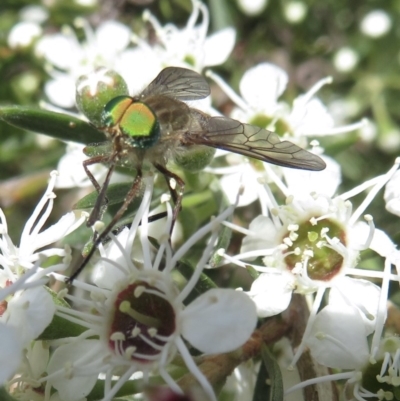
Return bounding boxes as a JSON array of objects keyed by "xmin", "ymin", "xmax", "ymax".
[{"xmin": 102, "ymin": 96, "xmax": 160, "ymax": 149}]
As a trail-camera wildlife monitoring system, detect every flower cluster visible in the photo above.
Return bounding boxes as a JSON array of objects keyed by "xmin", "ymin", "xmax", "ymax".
[
  {"xmin": 0, "ymin": 171, "xmax": 86, "ymax": 385},
  {"xmin": 2, "ymin": 1, "xmax": 400, "ymax": 401}
]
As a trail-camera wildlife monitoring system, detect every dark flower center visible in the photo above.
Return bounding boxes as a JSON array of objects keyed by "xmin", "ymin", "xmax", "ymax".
[{"xmin": 109, "ymin": 281, "xmax": 176, "ymax": 362}]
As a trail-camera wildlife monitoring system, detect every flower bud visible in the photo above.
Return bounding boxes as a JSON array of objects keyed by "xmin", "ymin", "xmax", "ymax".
[{"xmin": 75, "ymin": 67, "xmax": 128, "ymax": 126}]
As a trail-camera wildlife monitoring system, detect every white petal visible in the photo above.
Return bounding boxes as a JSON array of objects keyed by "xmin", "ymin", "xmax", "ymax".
[
  {"xmin": 368, "ymin": 227, "xmax": 395, "ymax": 257},
  {"xmin": 8, "ymin": 21, "xmax": 42, "ymax": 48},
  {"xmin": 219, "ymin": 166, "xmax": 260, "ymax": 207},
  {"xmin": 203, "ymin": 27, "xmax": 236, "ymax": 67},
  {"xmin": 181, "ymin": 289, "xmax": 257, "ymax": 354},
  {"xmin": 350, "ymin": 223, "xmax": 395, "ymax": 257},
  {"xmin": 44, "ymin": 77, "xmax": 76, "ymax": 108},
  {"xmin": 249, "ymin": 273, "xmax": 293, "ymax": 317},
  {"xmin": 30, "ymin": 211, "xmax": 85, "ymax": 253},
  {"xmin": 92, "ymin": 228, "xmax": 131, "ymax": 289},
  {"xmin": 241, "ymin": 215, "xmax": 279, "ymax": 254},
  {"xmin": 306, "ymin": 304, "xmax": 369, "ymax": 369},
  {"xmin": 237, "ymin": 0, "xmax": 268, "ymax": 16},
  {"xmin": 329, "ymin": 277, "xmax": 382, "ymax": 335},
  {"xmin": 96, "ymin": 21, "xmax": 130, "ymax": 55},
  {"xmin": 284, "ymin": 156, "xmax": 341, "ymax": 199},
  {"xmin": 6, "ymin": 286, "xmax": 55, "ymax": 344},
  {"xmin": 55, "ymin": 143, "xmax": 105, "ymax": 189},
  {"xmin": 239, "ymin": 63, "xmax": 288, "ymax": 112},
  {"xmin": 290, "ymin": 98, "xmax": 334, "ymax": 135},
  {"xmin": 33, "ymin": 211, "xmax": 86, "ymax": 251},
  {"xmin": 116, "ymin": 49, "xmax": 162, "ymax": 96},
  {"xmin": 384, "ymin": 170, "xmax": 400, "ymax": 217},
  {"xmin": 47, "ymin": 340, "xmax": 104, "ymax": 401},
  {"xmin": 0, "ymin": 324, "xmax": 23, "ymax": 384},
  {"xmin": 20, "ymin": 5, "xmax": 49, "ymax": 23},
  {"xmin": 35, "ymin": 34, "xmax": 81, "ymax": 70},
  {"xmin": 28, "ymin": 341, "xmax": 50, "ymax": 379}
]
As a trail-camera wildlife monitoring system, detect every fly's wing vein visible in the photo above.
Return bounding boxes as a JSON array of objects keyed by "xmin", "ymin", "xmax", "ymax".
[{"xmin": 185, "ymin": 115, "xmax": 326, "ymax": 171}]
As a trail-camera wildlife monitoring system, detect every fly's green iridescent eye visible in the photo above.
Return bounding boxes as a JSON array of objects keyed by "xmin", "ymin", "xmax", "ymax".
[{"xmin": 102, "ymin": 96, "xmax": 160, "ymax": 149}]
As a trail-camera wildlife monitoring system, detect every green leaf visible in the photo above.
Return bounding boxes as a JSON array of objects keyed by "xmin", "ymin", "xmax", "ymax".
[
  {"xmin": 209, "ymin": 223, "xmax": 232, "ymax": 268},
  {"xmin": 39, "ymin": 287, "xmax": 87, "ymax": 340},
  {"xmin": 246, "ymin": 264, "xmax": 261, "ymax": 280},
  {"xmin": 74, "ymin": 182, "xmax": 138, "ymax": 209},
  {"xmin": 253, "ymin": 345, "xmax": 284, "ymax": 401},
  {"xmin": 177, "ymin": 259, "xmax": 218, "ymax": 298},
  {"xmin": 0, "ymin": 106, "xmax": 104, "ymax": 144}
]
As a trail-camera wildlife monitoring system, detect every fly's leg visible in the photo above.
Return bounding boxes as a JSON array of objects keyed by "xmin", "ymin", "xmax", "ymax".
[
  {"xmin": 83, "ymin": 155, "xmax": 106, "ymax": 193},
  {"xmin": 153, "ymin": 163, "xmax": 185, "ymax": 234},
  {"xmin": 86, "ymin": 161, "xmax": 116, "ymax": 228},
  {"xmin": 67, "ymin": 168, "xmax": 143, "ymax": 283},
  {"xmin": 82, "ymin": 155, "xmax": 111, "ymax": 228},
  {"xmin": 110, "ymin": 210, "xmax": 169, "ymax": 236}
]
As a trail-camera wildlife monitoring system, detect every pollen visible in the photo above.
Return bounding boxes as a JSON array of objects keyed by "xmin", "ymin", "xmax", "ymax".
[
  {"xmin": 148, "ymin": 328, "xmax": 158, "ymax": 337},
  {"xmin": 134, "ymin": 286, "xmax": 146, "ymax": 298},
  {"xmin": 303, "ymin": 249, "xmax": 314, "ymax": 258},
  {"xmin": 110, "ymin": 332, "xmax": 126, "ymax": 341},
  {"xmin": 283, "ymin": 237, "xmax": 293, "ymax": 247},
  {"xmin": 169, "ymin": 178, "xmax": 177, "ymax": 190},
  {"xmin": 309, "ymin": 217, "xmax": 318, "ymax": 226},
  {"xmin": 130, "ymin": 327, "xmax": 141, "ymax": 337},
  {"xmin": 125, "ymin": 346, "xmax": 137, "ymax": 358}
]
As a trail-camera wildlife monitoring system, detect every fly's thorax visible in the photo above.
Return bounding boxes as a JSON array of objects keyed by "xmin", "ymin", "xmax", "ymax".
[
  {"xmin": 144, "ymin": 95, "xmax": 192, "ymax": 134},
  {"xmin": 101, "ymin": 95, "xmax": 161, "ymax": 149}
]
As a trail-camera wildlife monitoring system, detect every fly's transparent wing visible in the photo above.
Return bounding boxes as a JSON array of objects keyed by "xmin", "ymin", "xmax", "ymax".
[
  {"xmin": 185, "ymin": 115, "xmax": 326, "ymax": 171},
  {"xmin": 139, "ymin": 67, "xmax": 210, "ymax": 101}
]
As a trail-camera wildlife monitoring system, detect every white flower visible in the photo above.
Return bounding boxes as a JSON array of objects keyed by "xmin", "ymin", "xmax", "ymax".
[
  {"xmin": 384, "ymin": 170, "xmax": 400, "ymax": 217},
  {"xmin": 333, "ymin": 47, "xmax": 359, "ymax": 73},
  {"xmin": 286, "ymin": 336, "xmax": 400, "ymax": 401},
  {"xmin": 55, "ymin": 143, "xmax": 105, "ymax": 189},
  {"xmin": 207, "ymin": 62, "xmax": 367, "ymax": 146},
  {"xmin": 283, "ymin": 1, "xmax": 307, "ymax": 24},
  {"xmin": 221, "ymin": 159, "xmax": 399, "ymax": 366},
  {"xmin": 206, "ymin": 62, "xmax": 366, "ymax": 206},
  {"xmin": 0, "ymin": 171, "xmax": 86, "ymax": 278},
  {"xmin": 306, "ymin": 300, "xmax": 370, "ymax": 370},
  {"xmin": 8, "ymin": 22, "xmax": 42, "ymax": 48},
  {"xmin": 360, "ymin": 10, "xmax": 392, "ymax": 38},
  {"xmin": 0, "ymin": 323, "xmax": 23, "ymax": 384},
  {"xmin": 35, "ymin": 1, "xmax": 235, "ymax": 110},
  {"xmin": 44, "ymin": 177, "xmax": 256, "ymax": 401},
  {"xmin": 7, "ymin": 5, "xmax": 48, "ymax": 48},
  {"xmin": 9, "ymin": 341, "xmax": 51, "ymax": 400},
  {"xmin": 141, "ymin": 0, "xmax": 236, "ymax": 72},
  {"xmin": 0, "ymin": 171, "xmax": 86, "ymax": 385},
  {"xmin": 35, "ymin": 20, "xmax": 132, "ymax": 108},
  {"xmin": 237, "ymin": 0, "xmax": 268, "ymax": 16}
]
